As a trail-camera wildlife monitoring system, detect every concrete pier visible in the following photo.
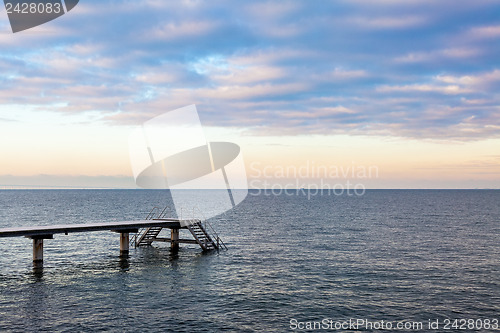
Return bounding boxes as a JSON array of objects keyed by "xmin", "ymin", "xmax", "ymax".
[
  {"xmin": 0, "ymin": 220, "xmax": 183, "ymax": 268},
  {"xmin": 119, "ymin": 232, "xmax": 129, "ymax": 256},
  {"xmin": 33, "ymin": 238, "xmax": 43, "ymax": 263},
  {"xmin": 30, "ymin": 235, "xmax": 53, "ymax": 266},
  {"xmin": 171, "ymin": 228, "xmax": 179, "ymax": 251},
  {"xmin": 0, "ymin": 218, "xmax": 225, "ymax": 269}
]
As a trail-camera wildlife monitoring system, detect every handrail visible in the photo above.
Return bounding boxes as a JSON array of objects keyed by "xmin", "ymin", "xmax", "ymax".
[
  {"xmin": 130, "ymin": 233, "xmax": 137, "ymax": 247},
  {"xmin": 189, "ymin": 206, "xmax": 227, "ymax": 251},
  {"xmin": 131, "ymin": 206, "xmax": 161, "ymax": 247},
  {"xmin": 204, "ymin": 219, "xmax": 227, "ymax": 250},
  {"xmin": 132, "ymin": 204, "xmax": 227, "ymax": 250},
  {"xmin": 146, "ymin": 206, "xmax": 160, "ymax": 220},
  {"xmin": 158, "ymin": 206, "xmax": 170, "ymax": 219}
]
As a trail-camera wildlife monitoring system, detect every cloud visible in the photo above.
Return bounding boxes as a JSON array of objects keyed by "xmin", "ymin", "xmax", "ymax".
[
  {"xmin": 280, "ymin": 106, "xmax": 357, "ymax": 119},
  {"xmin": 145, "ymin": 21, "xmax": 219, "ymax": 41},
  {"xmin": 465, "ymin": 25, "xmax": 500, "ymax": 40},
  {"xmin": 346, "ymin": 16, "xmax": 428, "ymax": 29},
  {"xmin": 0, "ymin": 117, "xmax": 17, "ymax": 122},
  {"xmin": 201, "ymin": 82, "xmax": 309, "ymax": 100},
  {"xmin": 395, "ymin": 48, "xmax": 483, "ymax": 63},
  {"xmin": 245, "ymin": 2, "xmax": 301, "ymax": 20},
  {"xmin": 0, "ymin": 174, "xmax": 135, "ymax": 188},
  {"xmin": 1, "ymin": 0, "xmax": 499, "ymax": 141},
  {"xmin": 328, "ymin": 68, "xmax": 369, "ymax": 80},
  {"xmin": 376, "ymin": 83, "xmax": 470, "ymax": 95},
  {"xmin": 435, "ymin": 69, "xmax": 500, "ymax": 88}
]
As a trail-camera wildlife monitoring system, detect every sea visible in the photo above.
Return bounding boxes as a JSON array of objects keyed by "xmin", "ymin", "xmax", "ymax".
[{"xmin": 0, "ymin": 189, "xmax": 499, "ymax": 332}]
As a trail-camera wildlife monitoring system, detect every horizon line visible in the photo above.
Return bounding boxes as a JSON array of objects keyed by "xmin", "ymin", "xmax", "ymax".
[{"xmin": 1, "ymin": 187, "xmax": 498, "ymax": 190}]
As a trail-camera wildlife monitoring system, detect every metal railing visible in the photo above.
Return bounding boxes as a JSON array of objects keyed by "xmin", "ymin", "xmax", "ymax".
[
  {"xmin": 131, "ymin": 205, "xmax": 227, "ymax": 250},
  {"xmin": 130, "ymin": 206, "xmax": 161, "ymax": 247},
  {"xmin": 145, "ymin": 206, "xmax": 160, "ymax": 220},
  {"xmin": 181, "ymin": 206, "xmax": 227, "ymax": 251}
]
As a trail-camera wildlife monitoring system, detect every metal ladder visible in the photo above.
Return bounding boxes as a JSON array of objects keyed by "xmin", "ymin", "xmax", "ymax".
[
  {"xmin": 131, "ymin": 206, "xmax": 227, "ymax": 251},
  {"xmin": 132, "ymin": 206, "xmax": 172, "ymax": 247},
  {"xmin": 186, "ymin": 219, "xmax": 227, "ymax": 251}
]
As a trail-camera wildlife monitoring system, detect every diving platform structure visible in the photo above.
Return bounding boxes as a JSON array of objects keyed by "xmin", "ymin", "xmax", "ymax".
[{"xmin": 0, "ymin": 206, "xmax": 226, "ymax": 267}]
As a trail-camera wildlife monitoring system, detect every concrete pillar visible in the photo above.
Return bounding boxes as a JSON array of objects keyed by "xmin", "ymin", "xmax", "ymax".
[
  {"xmin": 33, "ymin": 238, "xmax": 43, "ymax": 264},
  {"xmin": 30, "ymin": 235, "xmax": 53, "ymax": 268},
  {"xmin": 171, "ymin": 228, "xmax": 179, "ymax": 251},
  {"xmin": 120, "ymin": 232, "xmax": 129, "ymax": 256}
]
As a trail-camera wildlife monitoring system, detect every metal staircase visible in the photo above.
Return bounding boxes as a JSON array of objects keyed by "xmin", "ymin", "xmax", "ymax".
[
  {"xmin": 131, "ymin": 206, "xmax": 170, "ymax": 247},
  {"xmin": 131, "ymin": 206, "xmax": 227, "ymax": 251},
  {"xmin": 134, "ymin": 226, "xmax": 163, "ymax": 246},
  {"xmin": 185, "ymin": 220, "xmax": 227, "ymax": 251}
]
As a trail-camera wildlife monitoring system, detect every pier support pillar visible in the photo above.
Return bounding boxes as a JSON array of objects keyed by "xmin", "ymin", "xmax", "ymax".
[
  {"xmin": 33, "ymin": 238, "xmax": 43, "ymax": 264},
  {"xmin": 29, "ymin": 234, "xmax": 53, "ymax": 268},
  {"xmin": 171, "ymin": 228, "xmax": 179, "ymax": 251},
  {"xmin": 120, "ymin": 232, "xmax": 129, "ymax": 257}
]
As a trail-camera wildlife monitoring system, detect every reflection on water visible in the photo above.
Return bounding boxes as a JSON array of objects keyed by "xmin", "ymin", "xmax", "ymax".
[
  {"xmin": 118, "ymin": 257, "xmax": 130, "ymax": 271},
  {"xmin": 31, "ymin": 266, "xmax": 44, "ymax": 280}
]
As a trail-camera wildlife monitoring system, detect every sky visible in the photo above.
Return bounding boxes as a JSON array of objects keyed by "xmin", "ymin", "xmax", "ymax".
[{"xmin": 0, "ymin": 0, "xmax": 499, "ymax": 189}]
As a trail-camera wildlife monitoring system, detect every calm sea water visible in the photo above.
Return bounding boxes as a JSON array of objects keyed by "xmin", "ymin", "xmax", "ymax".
[{"xmin": 0, "ymin": 190, "xmax": 499, "ymax": 332}]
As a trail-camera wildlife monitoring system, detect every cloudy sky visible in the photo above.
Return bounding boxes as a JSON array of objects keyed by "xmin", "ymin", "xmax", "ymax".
[{"xmin": 1, "ymin": 0, "xmax": 499, "ymax": 188}]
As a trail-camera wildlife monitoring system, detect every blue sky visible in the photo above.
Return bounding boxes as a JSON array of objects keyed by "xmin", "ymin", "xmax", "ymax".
[{"xmin": 1, "ymin": 0, "xmax": 499, "ymax": 188}]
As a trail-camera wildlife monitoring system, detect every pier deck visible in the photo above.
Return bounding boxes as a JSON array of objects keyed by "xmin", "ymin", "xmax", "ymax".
[
  {"xmin": 0, "ymin": 219, "xmax": 192, "ymax": 267},
  {"xmin": 0, "ymin": 219, "xmax": 182, "ymax": 238}
]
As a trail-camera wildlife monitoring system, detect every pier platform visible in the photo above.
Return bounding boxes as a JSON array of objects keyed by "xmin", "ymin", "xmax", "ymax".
[
  {"xmin": 0, "ymin": 219, "xmax": 181, "ymax": 238},
  {"xmin": 0, "ymin": 216, "xmax": 226, "ymax": 268}
]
